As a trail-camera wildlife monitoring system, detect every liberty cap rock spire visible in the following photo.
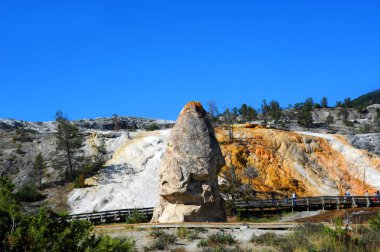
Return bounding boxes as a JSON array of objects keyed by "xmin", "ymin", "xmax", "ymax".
[{"xmin": 151, "ymin": 102, "xmax": 226, "ymax": 223}]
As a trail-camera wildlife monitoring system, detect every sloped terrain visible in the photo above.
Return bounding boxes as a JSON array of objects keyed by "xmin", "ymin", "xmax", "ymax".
[
  {"xmin": 217, "ymin": 127, "xmax": 380, "ymax": 197},
  {"xmin": 68, "ymin": 130, "xmax": 170, "ymax": 213},
  {"xmin": 67, "ymin": 126, "xmax": 380, "ymax": 214}
]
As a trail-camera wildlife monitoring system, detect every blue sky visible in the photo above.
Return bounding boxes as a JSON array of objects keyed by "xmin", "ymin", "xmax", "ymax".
[{"xmin": 0, "ymin": 1, "xmax": 379, "ymax": 121}]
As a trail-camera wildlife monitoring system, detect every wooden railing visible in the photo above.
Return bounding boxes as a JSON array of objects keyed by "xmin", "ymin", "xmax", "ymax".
[
  {"xmin": 65, "ymin": 196, "xmax": 380, "ymax": 224},
  {"xmin": 234, "ymin": 196, "xmax": 380, "ymax": 211},
  {"xmin": 65, "ymin": 207, "xmax": 154, "ymax": 224}
]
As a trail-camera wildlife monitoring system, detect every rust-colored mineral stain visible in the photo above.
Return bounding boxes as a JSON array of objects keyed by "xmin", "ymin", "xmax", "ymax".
[{"xmin": 180, "ymin": 101, "xmax": 207, "ymax": 116}]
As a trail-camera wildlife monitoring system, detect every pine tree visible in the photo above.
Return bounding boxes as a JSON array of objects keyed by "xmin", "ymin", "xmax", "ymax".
[
  {"xmin": 321, "ymin": 97, "xmax": 328, "ymax": 108},
  {"xmin": 34, "ymin": 153, "xmax": 46, "ymax": 189},
  {"xmin": 246, "ymin": 106, "xmax": 257, "ymax": 121},
  {"xmin": 55, "ymin": 111, "xmax": 84, "ymax": 181},
  {"xmin": 261, "ymin": 99, "xmax": 270, "ymax": 123},
  {"xmin": 239, "ymin": 104, "xmax": 248, "ymax": 121},
  {"xmin": 343, "ymin": 97, "xmax": 353, "ymax": 108},
  {"xmin": 268, "ymin": 100, "xmax": 282, "ymax": 121},
  {"xmin": 298, "ymin": 108, "xmax": 313, "ymax": 130}
]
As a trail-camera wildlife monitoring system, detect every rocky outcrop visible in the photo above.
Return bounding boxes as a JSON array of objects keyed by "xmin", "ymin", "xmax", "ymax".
[
  {"xmin": 347, "ymin": 133, "xmax": 380, "ymax": 156},
  {"xmin": 151, "ymin": 102, "xmax": 226, "ymax": 223},
  {"xmin": 0, "ymin": 117, "xmax": 174, "ymax": 133}
]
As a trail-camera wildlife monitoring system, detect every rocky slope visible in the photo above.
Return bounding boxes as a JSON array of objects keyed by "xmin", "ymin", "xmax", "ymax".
[
  {"xmin": 68, "ymin": 130, "xmax": 170, "ymax": 214},
  {"xmin": 1, "ymin": 116, "xmax": 379, "ymax": 214},
  {"xmin": 68, "ymin": 127, "xmax": 380, "ymax": 214},
  {"xmin": 0, "ymin": 116, "xmax": 174, "ymax": 186},
  {"xmin": 216, "ymin": 127, "xmax": 380, "ymax": 197}
]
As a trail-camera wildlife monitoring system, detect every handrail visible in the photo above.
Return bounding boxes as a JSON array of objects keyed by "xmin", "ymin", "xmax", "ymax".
[{"xmin": 65, "ymin": 195, "xmax": 380, "ymax": 224}]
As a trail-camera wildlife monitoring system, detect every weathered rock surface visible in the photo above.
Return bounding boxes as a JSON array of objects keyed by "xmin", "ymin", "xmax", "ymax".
[
  {"xmin": 151, "ymin": 102, "xmax": 226, "ymax": 223},
  {"xmin": 347, "ymin": 133, "xmax": 380, "ymax": 156}
]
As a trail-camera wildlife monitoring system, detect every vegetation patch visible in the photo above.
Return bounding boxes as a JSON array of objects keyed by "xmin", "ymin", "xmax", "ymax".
[
  {"xmin": 197, "ymin": 232, "xmax": 238, "ymax": 250},
  {"xmin": 144, "ymin": 229, "xmax": 177, "ymax": 251},
  {"xmin": 15, "ymin": 183, "xmax": 45, "ymax": 202},
  {"xmin": 0, "ymin": 177, "xmax": 135, "ymax": 251},
  {"xmin": 144, "ymin": 123, "xmax": 160, "ymax": 131},
  {"xmin": 176, "ymin": 227, "xmax": 203, "ymax": 241},
  {"xmin": 250, "ymin": 220, "xmax": 380, "ymax": 252},
  {"xmin": 126, "ymin": 209, "xmax": 148, "ymax": 224}
]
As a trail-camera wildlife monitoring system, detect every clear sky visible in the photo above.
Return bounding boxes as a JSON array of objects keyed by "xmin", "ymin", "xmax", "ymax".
[{"xmin": 0, "ymin": 1, "xmax": 379, "ymax": 121}]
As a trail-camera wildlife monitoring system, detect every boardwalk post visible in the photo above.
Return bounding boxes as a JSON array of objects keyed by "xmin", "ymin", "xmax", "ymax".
[
  {"xmin": 276, "ymin": 201, "xmax": 279, "ymax": 214},
  {"xmin": 306, "ymin": 197, "xmax": 309, "ymax": 211},
  {"xmin": 321, "ymin": 196, "xmax": 325, "ymax": 211},
  {"xmin": 366, "ymin": 196, "xmax": 370, "ymax": 208},
  {"xmin": 352, "ymin": 196, "xmax": 356, "ymax": 208},
  {"xmin": 336, "ymin": 197, "xmax": 340, "ymax": 209},
  {"xmin": 291, "ymin": 199, "xmax": 294, "ymax": 213}
]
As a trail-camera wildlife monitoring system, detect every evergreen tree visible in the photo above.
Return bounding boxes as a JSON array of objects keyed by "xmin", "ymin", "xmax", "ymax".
[
  {"xmin": 260, "ymin": 99, "xmax": 270, "ymax": 122},
  {"xmin": 298, "ymin": 108, "xmax": 313, "ymax": 130},
  {"xmin": 219, "ymin": 165, "xmax": 242, "ymax": 215},
  {"xmin": 268, "ymin": 100, "xmax": 282, "ymax": 121},
  {"xmin": 34, "ymin": 153, "xmax": 46, "ymax": 189},
  {"xmin": 239, "ymin": 104, "xmax": 248, "ymax": 121},
  {"xmin": 321, "ymin": 97, "xmax": 328, "ymax": 108},
  {"xmin": 343, "ymin": 97, "xmax": 353, "ymax": 108},
  {"xmin": 55, "ymin": 111, "xmax": 84, "ymax": 181},
  {"xmin": 246, "ymin": 106, "xmax": 257, "ymax": 121},
  {"xmin": 303, "ymin": 98, "xmax": 314, "ymax": 111}
]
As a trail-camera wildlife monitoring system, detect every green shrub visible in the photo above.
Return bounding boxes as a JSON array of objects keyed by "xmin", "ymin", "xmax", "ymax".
[
  {"xmin": 369, "ymin": 212, "xmax": 380, "ymax": 231},
  {"xmin": 186, "ymin": 230, "xmax": 200, "ymax": 241},
  {"xmin": 126, "ymin": 209, "xmax": 148, "ymax": 224},
  {"xmin": 176, "ymin": 227, "xmax": 189, "ymax": 239},
  {"xmin": 197, "ymin": 232, "xmax": 237, "ymax": 248},
  {"xmin": 250, "ymin": 231, "xmax": 312, "ymax": 252},
  {"xmin": 194, "ymin": 227, "xmax": 208, "ymax": 233},
  {"xmin": 344, "ymin": 119, "xmax": 354, "ymax": 127},
  {"xmin": 1, "ymin": 177, "xmax": 136, "ymax": 252},
  {"xmin": 91, "ymin": 235, "xmax": 135, "ymax": 252},
  {"xmin": 145, "ymin": 123, "xmax": 160, "ymax": 131},
  {"xmin": 15, "ymin": 183, "xmax": 44, "ymax": 202},
  {"xmin": 145, "ymin": 230, "xmax": 177, "ymax": 251},
  {"xmin": 250, "ymin": 221, "xmax": 380, "ymax": 252},
  {"xmin": 74, "ymin": 173, "xmax": 86, "ymax": 188},
  {"xmin": 175, "ymin": 227, "xmax": 201, "ymax": 241}
]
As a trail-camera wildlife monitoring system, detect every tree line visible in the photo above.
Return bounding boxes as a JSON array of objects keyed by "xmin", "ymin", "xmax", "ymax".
[{"xmin": 207, "ymin": 95, "xmax": 379, "ymax": 132}]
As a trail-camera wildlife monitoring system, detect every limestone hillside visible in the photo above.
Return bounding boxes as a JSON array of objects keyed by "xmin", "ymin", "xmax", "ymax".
[{"xmin": 0, "ymin": 115, "xmax": 379, "ymax": 214}]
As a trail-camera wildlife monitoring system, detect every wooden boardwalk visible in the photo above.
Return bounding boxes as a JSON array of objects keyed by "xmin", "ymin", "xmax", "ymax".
[
  {"xmin": 235, "ymin": 195, "xmax": 380, "ymax": 212},
  {"xmin": 66, "ymin": 196, "xmax": 380, "ymax": 224}
]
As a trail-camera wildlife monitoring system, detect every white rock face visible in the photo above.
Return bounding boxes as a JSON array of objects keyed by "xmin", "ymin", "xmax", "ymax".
[
  {"xmin": 68, "ymin": 129, "xmax": 170, "ymax": 214},
  {"xmin": 299, "ymin": 131, "xmax": 380, "ymax": 189}
]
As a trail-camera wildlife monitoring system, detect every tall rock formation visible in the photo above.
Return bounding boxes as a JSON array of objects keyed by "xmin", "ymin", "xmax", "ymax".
[{"xmin": 151, "ymin": 102, "xmax": 226, "ymax": 223}]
